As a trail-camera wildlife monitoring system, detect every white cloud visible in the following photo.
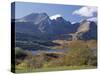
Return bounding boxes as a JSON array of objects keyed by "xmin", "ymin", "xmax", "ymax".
[
  {"xmin": 50, "ymin": 14, "xmax": 62, "ymax": 20},
  {"xmin": 73, "ymin": 6, "xmax": 97, "ymax": 17},
  {"xmin": 87, "ymin": 17, "xmax": 97, "ymax": 22}
]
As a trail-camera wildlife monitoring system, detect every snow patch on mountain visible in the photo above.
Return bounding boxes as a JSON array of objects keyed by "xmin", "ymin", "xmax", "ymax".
[{"xmin": 50, "ymin": 14, "xmax": 62, "ymax": 20}]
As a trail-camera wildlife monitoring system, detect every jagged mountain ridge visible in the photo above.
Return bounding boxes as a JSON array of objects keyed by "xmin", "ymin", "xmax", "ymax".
[{"xmin": 13, "ymin": 12, "xmax": 97, "ymax": 40}]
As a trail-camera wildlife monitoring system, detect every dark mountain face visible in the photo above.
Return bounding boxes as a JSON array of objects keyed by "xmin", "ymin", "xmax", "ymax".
[
  {"xmin": 51, "ymin": 17, "xmax": 73, "ymax": 34},
  {"xmin": 13, "ymin": 13, "xmax": 97, "ymax": 40},
  {"xmin": 72, "ymin": 22, "xmax": 80, "ymax": 33},
  {"xmin": 82, "ymin": 21, "xmax": 97, "ymax": 40},
  {"xmin": 15, "ymin": 22, "xmax": 41, "ymax": 35}
]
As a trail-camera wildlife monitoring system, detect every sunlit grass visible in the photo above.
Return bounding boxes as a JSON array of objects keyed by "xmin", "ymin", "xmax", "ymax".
[{"xmin": 16, "ymin": 65, "xmax": 97, "ymax": 73}]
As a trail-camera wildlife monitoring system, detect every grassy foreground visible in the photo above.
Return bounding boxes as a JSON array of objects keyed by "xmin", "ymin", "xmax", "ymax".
[
  {"xmin": 16, "ymin": 65, "xmax": 96, "ymax": 73},
  {"xmin": 15, "ymin": 40, "xmax": 97, "ymax": 73}
]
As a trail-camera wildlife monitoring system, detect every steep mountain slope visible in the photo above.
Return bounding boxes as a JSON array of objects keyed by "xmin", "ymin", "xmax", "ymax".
[
  {"xmin": 77, "ymin": 20, "xmax": 90, "ymax": 33},
  {"xmin": 16, "ymin": 13, "xmax": 53, "ymax": 34},
  {"xmin": 72, "ymin": 20, "xmax": 97, "ymax": 40}
]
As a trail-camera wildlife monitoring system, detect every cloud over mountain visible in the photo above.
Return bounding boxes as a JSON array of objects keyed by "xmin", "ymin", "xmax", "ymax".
[{"xmin": 73, "ymin": 6, "xmax": 97, "ymax": 17}]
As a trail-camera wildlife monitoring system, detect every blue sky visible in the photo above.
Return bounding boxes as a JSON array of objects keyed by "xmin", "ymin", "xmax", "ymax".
[{"xmin": 13, "ymin": 2, "xmax": 97, "ymax": 22}]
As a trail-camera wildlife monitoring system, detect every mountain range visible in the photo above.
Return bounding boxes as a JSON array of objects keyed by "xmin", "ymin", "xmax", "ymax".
[{"xmin": 12, "ymin": 13, "xmax": 97, "ymax": 40}]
